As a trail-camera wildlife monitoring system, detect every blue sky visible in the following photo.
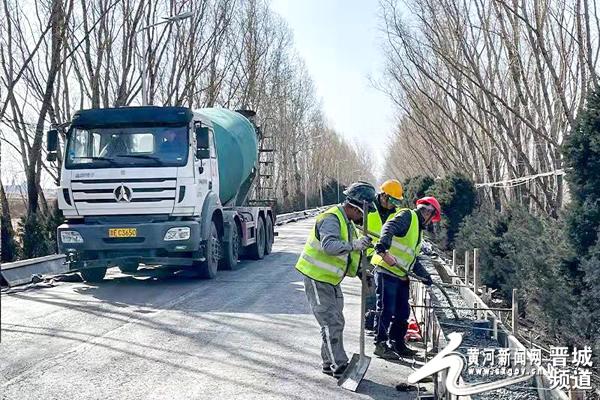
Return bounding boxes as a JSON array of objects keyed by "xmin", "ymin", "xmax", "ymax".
[{"xmin": 270, "ymin": 0, "xmax": 395, "ymax": 178}]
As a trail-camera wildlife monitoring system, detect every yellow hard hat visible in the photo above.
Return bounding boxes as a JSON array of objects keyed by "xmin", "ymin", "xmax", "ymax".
[{"xmin": 380, "ymin": 179, "xmax": 404, "ymax": 202}]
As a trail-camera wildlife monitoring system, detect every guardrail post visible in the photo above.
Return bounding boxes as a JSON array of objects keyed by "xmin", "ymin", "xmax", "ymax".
[
  {"xmin": 492, "ymin": 317, "xmax": 498, "ymax": 340},
  {"xmin": 512, "ymin": 288, "xmax": 518, "ymax": 336},
  {"xmin": 452, "ymin": 249, "xmax": 456, "ymax": 273},
  {"xmin": 473, "ymin": 248, "xmax": 479, "ymax": 294},
  {"xmin": 464, "ymin": 250, "xmax": 470, "ymax": 285}
]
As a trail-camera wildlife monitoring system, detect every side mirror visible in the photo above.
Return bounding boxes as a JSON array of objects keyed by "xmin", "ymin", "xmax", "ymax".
[
  {"xmin": 195, "ymin": 126, "xmax": 210, "ymax": 159},
  {"xmin": 46, "ymin": 129, "xmax": 58, "ymax": 161}
]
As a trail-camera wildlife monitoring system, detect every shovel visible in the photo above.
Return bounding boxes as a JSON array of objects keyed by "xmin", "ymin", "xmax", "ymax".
[{"xmin": 338, "ymin": 200, "xmax": 371, "ymax": 391}]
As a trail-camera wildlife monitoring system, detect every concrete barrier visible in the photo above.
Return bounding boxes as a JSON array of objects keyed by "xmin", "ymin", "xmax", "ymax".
[{"xmin": 1, "ymin": 254, "xmax": 67, "ymax": 287}]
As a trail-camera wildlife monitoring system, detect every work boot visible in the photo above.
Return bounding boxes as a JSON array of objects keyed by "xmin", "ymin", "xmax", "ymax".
[
  {"xmin": 374, "ymin": 342, "xmax": 399, "ymax": 360},
  {"xmin": 322, "ymin": 364, "xmax": 333, "ymax": 376},
  {"xmin": 391, "ymin": 341, "xmax": 418, "ymax": 357},
  {"xmin": 332, "ymin": 363, "xmax": 348, "ymax": 379}
]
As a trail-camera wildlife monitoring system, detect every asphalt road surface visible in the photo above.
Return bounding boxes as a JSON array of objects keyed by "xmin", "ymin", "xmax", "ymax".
[{"xmin": 1, "ymin": 218, "xmax": 425, "ymax": 400}]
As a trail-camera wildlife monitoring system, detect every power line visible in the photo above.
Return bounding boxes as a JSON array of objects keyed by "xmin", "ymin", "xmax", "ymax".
[{"xmin": 475, "ymin": 169, "xmax": 565, "ymax": 189}]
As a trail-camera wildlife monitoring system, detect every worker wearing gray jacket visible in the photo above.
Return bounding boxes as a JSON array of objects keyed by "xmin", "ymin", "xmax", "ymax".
[{"xmin": 295, "ymin": 182, "xmax": 377, "ymax": 378}]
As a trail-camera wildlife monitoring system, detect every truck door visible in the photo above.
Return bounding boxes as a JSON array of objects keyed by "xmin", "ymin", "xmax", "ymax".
[
  {"xmin": 194, "ymin": 124, "xmax": 219, "ymax": 198},
  {"xmin": 207, "ymin": 127, "xmax": 219, "ymax": 197}
]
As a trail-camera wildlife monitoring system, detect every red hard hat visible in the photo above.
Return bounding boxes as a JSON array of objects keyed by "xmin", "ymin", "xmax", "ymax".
[{"xmin": 416, "ymin": 196, "xmax": 442, "ymax": 223}]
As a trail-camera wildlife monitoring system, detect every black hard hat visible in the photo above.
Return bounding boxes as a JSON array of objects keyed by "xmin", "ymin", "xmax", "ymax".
[{"xmin": 343, "ymin": 181, "xmax": 376, "ymax": 212}]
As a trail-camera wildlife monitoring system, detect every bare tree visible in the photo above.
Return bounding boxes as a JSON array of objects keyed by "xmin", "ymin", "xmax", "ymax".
[{"xmin": 378, "ymin": 0, "xmax": 599, "ymax": 214}]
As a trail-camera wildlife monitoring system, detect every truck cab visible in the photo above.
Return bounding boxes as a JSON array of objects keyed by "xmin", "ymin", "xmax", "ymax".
[{"xmin": 47, "ymin": 106, "xmax": 275, "ymax": 282}]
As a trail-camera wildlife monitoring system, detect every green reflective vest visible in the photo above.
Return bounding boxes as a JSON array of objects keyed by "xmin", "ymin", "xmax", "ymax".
[
  {"xmin": 370, "ymin": 209, "xmax": 422, "ymax": 279},
  {"xmin": 295, "ymin": 206, "xmax": 361, "ymax": 285},
  {"xmin": 365, "ymin": 206, "xmax": 394, "ymax": 258}
]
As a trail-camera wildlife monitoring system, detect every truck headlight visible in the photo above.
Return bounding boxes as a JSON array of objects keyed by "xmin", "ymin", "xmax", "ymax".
[
  {"xmin": 60, "ymin": 231, "xmax": 84, "ymax": 243},
  {"xmin": 164, "ymin": 227, "xmax": 191, "ymax": 241}
]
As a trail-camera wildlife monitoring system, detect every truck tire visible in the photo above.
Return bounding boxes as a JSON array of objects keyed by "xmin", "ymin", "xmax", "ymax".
[
  {"xmin": 195, "ymin": 221, "xmax": 220, "ymax": 279},
  {"xmin": 249, "ymin": 218, "xmax": 266, "ymax": 260},
  {"xmin": 80, "ymin": 268, "xmax": 107, "ymax": 283},
  {"xmin": 219, "ymin": 223, "xmax": 240, "ymax": 271},
  {"xmin": 119, "ymin": 263, "xmax": 138, "ymax": 274},
  {"xmin": 265, "ymin": 216, "xmax": 274, "ymax": 255}
]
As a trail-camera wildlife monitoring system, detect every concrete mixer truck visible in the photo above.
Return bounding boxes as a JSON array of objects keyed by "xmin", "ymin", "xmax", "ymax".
[{"xmin": 45, "ymin": 106, "xmax": 275, "ymax": 282}]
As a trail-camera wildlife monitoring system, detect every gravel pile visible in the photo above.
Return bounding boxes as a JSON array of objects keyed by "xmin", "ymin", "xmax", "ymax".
[{"xmin": 420, "ymin": 254, "xmax": 540, "ymax": 400}]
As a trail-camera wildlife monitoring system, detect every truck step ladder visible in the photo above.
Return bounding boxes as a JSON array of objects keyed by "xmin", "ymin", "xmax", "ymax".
[{"xmin": 251, "ymin": 124, "xmax": 276, "ymax": 207}]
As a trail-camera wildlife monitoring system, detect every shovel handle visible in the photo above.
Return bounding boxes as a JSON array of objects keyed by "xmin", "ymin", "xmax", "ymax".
[{"xmin": 358, "ymin": 201, "xmax": 369, "ymax": 357}]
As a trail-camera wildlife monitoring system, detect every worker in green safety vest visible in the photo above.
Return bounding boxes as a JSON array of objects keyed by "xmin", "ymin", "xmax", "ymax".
[
  {"xmin": 295, "ymin": 181, "xmax": 377, "ymax": 379},
  {"xmin": 364, "ymin": 179, "xmax": 404, "ymax": 333},
  {"xmin": 371, "ymin": 196, "xmax": 442, "ymax": 360}
]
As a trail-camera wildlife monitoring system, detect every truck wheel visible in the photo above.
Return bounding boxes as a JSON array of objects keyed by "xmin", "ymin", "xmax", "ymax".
[
  {"xmin": 219, "ymin": 223, "xmax": 240, "ymax": 271},
  {"xmin": 249, "ymin": 218, "xmax": 266, "ymax": 260},
  {"xmin": 80, "ymin": 268, "xmax": 107, "ymax": 283},
  {"xmin": 265, "ymin": 216, "xmax": 274, "ymax": 255},
  {"xmin": 195, "ymin": 221, "xmax": 220, "ymax": 279},
  {"xmin": 119, "ymin": 263, "xmax": 138, "ymax": 274}
]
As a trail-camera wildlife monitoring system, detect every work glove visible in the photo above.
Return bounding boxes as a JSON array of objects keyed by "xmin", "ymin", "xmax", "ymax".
[
  {"xmin": 381, "ymin": 252, "xmax": 398, "ymax": 267},
  {"xmin": 351, "ymin": 236, "xmax": 372, "ymax": 251}
]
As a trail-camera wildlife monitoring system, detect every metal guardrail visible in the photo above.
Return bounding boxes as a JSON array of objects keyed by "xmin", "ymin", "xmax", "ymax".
[{"xmin": 275, "ymin": 205, "xmax": 331, "ymax": 226}]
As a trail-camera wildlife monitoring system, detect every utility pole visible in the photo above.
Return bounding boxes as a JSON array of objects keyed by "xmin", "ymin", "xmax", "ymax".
[
  {"xmin": 336, "ymin": 163, "xmax": 340, "ymax": 203},
  {"xmin": 137, "ymin": 11, "xmax": 193, "ymax": 105},
  {"xmin": 304, "ymin": 135, "xmax": 322, "ymax": 209},
  {"xmin": 304, "ymin": 158, "xmax": 308, "ymax": 210}
]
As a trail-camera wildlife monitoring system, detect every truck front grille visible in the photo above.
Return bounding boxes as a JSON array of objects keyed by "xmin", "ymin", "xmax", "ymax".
[{"xmin": 70, "ymin": 178, "xmax": 177, "ymax": 215}]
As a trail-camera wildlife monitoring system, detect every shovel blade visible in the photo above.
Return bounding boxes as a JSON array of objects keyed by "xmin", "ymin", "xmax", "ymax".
[{"xmin": 337, "ymin": 353, "xmax": 371, "ymax": 392}]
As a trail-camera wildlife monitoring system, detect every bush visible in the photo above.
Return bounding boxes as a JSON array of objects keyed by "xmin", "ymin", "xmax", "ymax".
[
  {"xmin": 456, "ymin": 205, "xmax": 575, "ymax": 336},
  {"xmin": 17, "ymin": 205, "xmax": 63, "ymax": 259},
  {"xmin": 563, "ymin": 88, "xmax": 600, "ymax": 256},
  {"xmin": 562, "ymin": 88, "xmax": 600, "ymax": 350},
  {"xmin": 563, "ymin": 89, "xmax": 600, "ymax": 203},
  {"xmin": 1, "ymin": 213, "xmax": 17, "ymax": 262},
  {"xmin": 455, "ymin": 207, "xmax": 513, "ymax": 296},
  {"xmin": 18, "ymin": 213, "xmax": 52, "ymax": 258},
  {"xmin": 44, "ymin": 200, "xmax": 64, "ymax": 253},
  {"xmin": 571, "ymin": 241, "xmax": 600, "ymax": 347},
  {"xmin": 426, "ymin": 173, "xmax": 477, "ymax": 248},
  {"xmin": 400, "ymin": 175, "xmax": 434, "ymax": 208}
]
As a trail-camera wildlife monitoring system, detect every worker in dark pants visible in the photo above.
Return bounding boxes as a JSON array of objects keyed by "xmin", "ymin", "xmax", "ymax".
[
  {"xmin": 364, "ymin": 180, "xmax": 403, "ymax": 333},
  {"xmin": 370, "ymin": 197, "xmax": 442, "ymax": 359},
  {"xmin": 295, "ymin": 182, "xmax": 377, "ymax": 378}
]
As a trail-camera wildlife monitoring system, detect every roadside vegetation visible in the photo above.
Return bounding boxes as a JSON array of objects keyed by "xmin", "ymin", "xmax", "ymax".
[
  {"xmin": 0, "ymin": 0, "xmax": 373, "ymax": 262},
  {"xmin": 398, "ymin": 95, "xmax": 599, "ymax": 371},
  {"xmin": 379, "ymin": 0, "xmax": 600, "ymax": 378}
]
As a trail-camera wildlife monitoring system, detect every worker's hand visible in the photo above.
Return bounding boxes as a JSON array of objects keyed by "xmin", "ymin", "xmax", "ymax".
[
  {"xmin": 351, "ymin": 236, "xmax": 372, "ymax": 251},
  {"xmin": 381, "ymin": 252, "xmax": 398, "ymax": 266}
]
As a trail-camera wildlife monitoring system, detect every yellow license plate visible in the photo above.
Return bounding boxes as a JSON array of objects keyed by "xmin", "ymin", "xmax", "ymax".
[{"xmin": 108, "ymin": 228, "xmax": 137, "ymax": 238}]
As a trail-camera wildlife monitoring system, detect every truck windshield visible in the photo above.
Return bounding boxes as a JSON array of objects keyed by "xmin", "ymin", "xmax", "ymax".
[{"xmin": 65, "ymin": 126, "xmax": 189, "ymax": 169}]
